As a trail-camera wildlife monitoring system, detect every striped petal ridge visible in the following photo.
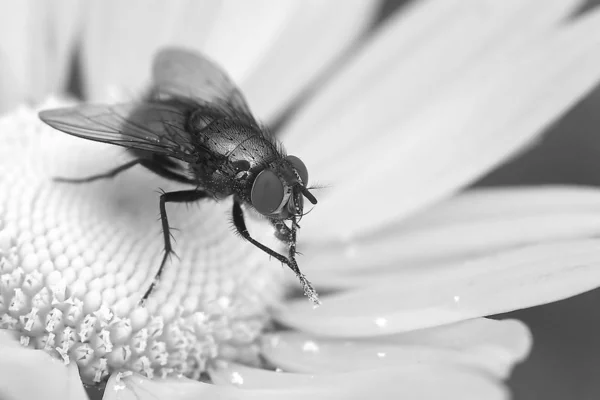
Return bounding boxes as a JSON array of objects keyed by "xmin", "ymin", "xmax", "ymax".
[{"xmin": 282, "ymin": 0, "xmax": 600, "ymax": 241}]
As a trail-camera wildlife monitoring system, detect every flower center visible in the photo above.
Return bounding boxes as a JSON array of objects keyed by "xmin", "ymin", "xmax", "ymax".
[{"xmin": 0, "ymin": 103, "xmax": 285, "ymax": 385}]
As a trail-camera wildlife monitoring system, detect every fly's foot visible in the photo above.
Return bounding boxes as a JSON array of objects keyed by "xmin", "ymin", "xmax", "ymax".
[{"xmin": 286, "ymin": 258, "xmax": 320, "ymax": 306}]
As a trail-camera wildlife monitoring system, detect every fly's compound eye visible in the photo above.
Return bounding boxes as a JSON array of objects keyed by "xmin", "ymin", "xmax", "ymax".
[
  {"xmin": 286, "ymin": 155, "xmax": 309, "ymax": 185},
  {"xmin": 251, "ymin": 169, "xmax": 285, "ymax": 215}
]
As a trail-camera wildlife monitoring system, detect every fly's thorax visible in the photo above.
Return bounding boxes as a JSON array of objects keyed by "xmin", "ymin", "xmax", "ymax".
[{"xmin": 190, "ymin": 117, "xmax": 280, "ymax": 168}]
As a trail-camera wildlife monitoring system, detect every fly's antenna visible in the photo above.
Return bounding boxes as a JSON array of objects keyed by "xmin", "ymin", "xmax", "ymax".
[{"xmin": 301, "ymin": 187, "xmax": 317, "ymax": 204}]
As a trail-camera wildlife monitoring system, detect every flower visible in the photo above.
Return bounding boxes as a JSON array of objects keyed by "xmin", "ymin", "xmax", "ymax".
[{"xmin": 2, "ymin": 1, "xmax": 600, "ymax": 399}]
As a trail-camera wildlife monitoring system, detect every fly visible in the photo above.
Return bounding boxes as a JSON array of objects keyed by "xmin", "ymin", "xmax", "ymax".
[{"xmin": 38, "ymin": 47, "xmax": 320, "ymax": 305}]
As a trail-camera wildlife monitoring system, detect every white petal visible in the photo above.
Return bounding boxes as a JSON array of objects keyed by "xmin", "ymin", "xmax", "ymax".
[
  {"xmin": 283, "ymin": 0, "xmax": 600, "ymax": 241},
  {"xmin": 400, "ymin": 185, "xmax": 600, "ymax": 226},
  {"xmin": 372, "ymin": 318, "xmax": 531, "ymax": 364},
  {"xmin": 81, "ymin": 0, "xmax": 224, "ymax": 101},
  {"xmin": 276, "ymin": 239, "xmax": 600, "ymax": 336},
  {"xmin": 210, "ymin": 361, "xmax": 321, "ymax": 388},
  {"xmin": 208, "ymin": 362, "xmax": 507, "ymax": 400},
  {"xmin": 81, "ymin": 0, "xmax": 378, "ymax": 120},
  {"xmin": 302, "ymin": 186, "xmax": 600, "ymax": 288},
  {"xmin": 257, "ymin": 319, "xmax": 529, "ymax": 379},
  {"xmin": 103, "ymin": 374, "xmax": 208, "ymax": 400},
  {"xmin": 241, "ymin": 0, "xmax": 380, "ymax": 120},
  {"xmin": 0, "ymin": 0, "xmax": 80, "ymax": 111},
  {"xmin": 0, "ymin": 330, "xmax": 88, "ymax": 400}
]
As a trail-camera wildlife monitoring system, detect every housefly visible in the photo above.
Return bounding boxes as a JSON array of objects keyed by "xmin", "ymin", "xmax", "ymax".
[{"xmin": 38, "ymin": 47, "xmax": 320, "ymax": 305}]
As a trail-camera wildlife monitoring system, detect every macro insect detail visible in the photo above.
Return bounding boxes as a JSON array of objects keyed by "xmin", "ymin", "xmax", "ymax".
[{"xmin": 38, "ymin": 47, "xmax": 320, "ymax": 305}]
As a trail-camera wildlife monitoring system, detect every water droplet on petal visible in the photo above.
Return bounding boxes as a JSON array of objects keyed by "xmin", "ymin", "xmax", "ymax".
[
  {"xmin": 374, "ymin": 317, "xmax": 388, "ymax": 328},
  {"xmin": 231, "ymin": 371, "xmax": 244, "ymax": 386},
  {"xmin": 302, "ymin": 340, "xmax": 320, "ymax": 353}
]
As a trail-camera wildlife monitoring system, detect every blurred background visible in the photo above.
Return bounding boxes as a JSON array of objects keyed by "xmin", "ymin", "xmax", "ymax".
[
  {"xmin": 377, "ymin": 1, "xmax": 600, "ymax": 399},
  {"xmin": 485, "ymin": 75, "xmax": 600, "ymax": 399},
  {"xmin": 484, "ymin": 78, "xmax": 600, "ymax": 400}
]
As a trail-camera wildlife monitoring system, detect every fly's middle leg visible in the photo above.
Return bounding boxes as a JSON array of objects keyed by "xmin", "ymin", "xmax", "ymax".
[{"xmin": 140, "ymin": 189, "xmax": 210, "ymax": 304}]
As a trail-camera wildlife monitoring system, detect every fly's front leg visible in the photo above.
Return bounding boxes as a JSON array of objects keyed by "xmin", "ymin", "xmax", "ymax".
[
  {"xmin": 272, "ymin": 217, "xmax": 318, "ymax": 302},
  {"xmin": 232, "ymin": 199, "xmax": 288, "ymax": 264},
  {"xmin": 287, "ymin": 217, "xmax": 299, "ymax": 263},
  {"xmin": 232, "ymin": 199, "xmax": 320, "ymax": 305},
  {"xmin": 273, "ymin": 218, "xmax": 301, "ymax": 262},
  {"xmin": 140, "ymin": 189, "xmax": 210, "ymax": 304},
  {"xmin": 272, "ymin": 220, "xmax": 292, "ymax": 243},
  {"xmin": 280, "ymin": 191, "xmax": 304, "ymax": 261}
]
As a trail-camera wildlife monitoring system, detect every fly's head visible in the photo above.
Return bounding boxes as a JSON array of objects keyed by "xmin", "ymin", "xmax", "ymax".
[{"xmin": 250, "ymin": 155, "xmax": 317, "ymax": 223}]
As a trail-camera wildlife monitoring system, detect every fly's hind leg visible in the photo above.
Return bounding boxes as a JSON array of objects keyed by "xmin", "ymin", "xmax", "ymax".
[
  {"xmin": 231, "ymin": 198, "xmax": 320, "ymax": 305},
  {"xmin": 140, "ymin": 189, "xmax": 210, "ymax": 304},
  {"xmin": 54, "ymin": 155, "xmax": 196, "ymax": 185},
  {"xmin": 54, "ymin": 159, "xmax": 142, "ymax": 183}
]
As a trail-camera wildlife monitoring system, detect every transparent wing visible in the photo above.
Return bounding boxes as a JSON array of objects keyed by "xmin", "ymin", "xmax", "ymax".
[
  {"xmin": 151, "ymin": 47, "xmax": 257, "ymax": 125},
  {"xmin": 39, "ymin": 102, "xmax": 197, "ymax": 162}
]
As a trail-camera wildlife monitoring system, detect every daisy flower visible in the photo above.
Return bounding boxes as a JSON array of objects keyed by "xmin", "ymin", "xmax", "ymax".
[{"xmin": 2, "ymin": 1, "xmax": 600, "ymax": 399}]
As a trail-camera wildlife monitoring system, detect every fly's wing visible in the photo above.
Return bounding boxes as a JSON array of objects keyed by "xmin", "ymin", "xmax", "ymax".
[
  {"xmin": 39, "ymin": 102, "xmax": 197, "ymax": 163},
  {"xmin": 151, "ymin": 47, "xmax": 258, "ymax": 126}
]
